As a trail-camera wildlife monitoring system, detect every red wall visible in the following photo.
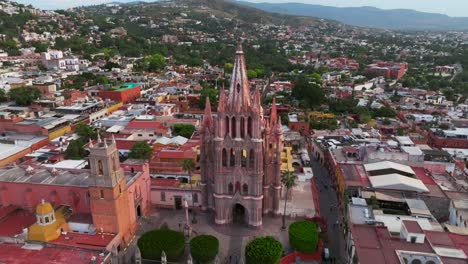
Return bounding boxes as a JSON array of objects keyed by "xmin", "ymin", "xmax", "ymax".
[
  {"xmin": 0, "ymin": 182, "xmax": 91, "ymax": 214},
  {"xmin": 99, "ymin": 86, "xmax": 141, "ymax": 104}
]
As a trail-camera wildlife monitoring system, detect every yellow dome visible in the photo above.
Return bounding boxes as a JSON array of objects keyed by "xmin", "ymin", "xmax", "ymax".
[{"xmin": 36, "ymin": 201, "xmax": 54, "ymax": 215}]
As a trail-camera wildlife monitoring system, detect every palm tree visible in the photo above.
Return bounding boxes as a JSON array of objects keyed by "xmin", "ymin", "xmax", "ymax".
[
  {"xmin": 281, "ymin": 171, "xmax": 297, "ymax": 230},
  {"xmin": 183, "ymin": 159, "xmax": 196, "ymax": 223}
]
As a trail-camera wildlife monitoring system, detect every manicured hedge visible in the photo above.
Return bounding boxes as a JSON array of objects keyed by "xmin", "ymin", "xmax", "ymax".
[
  {"xmin": 245, "ymin": 236, "xmax": 283, "ymax": 264},
  {"xmin": 190, "ymin": 235, "xmax": 219, "ymax": 263},
  {"xmin": 137, "ymin": 227, "xmax": 185, "ymax": 261},
  {"xmin": 288, "ymin": 220, "xmax": 319, "ymax": 253}
]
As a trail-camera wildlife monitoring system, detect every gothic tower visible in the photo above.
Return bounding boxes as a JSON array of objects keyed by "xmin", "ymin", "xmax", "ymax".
[
  {"xmin": 88, "ymin": 136, "xmax": 133, "ymax": 247},
  {"xmin": 200, "ymin": 43, "xmax": 282, "ymax": 227}
]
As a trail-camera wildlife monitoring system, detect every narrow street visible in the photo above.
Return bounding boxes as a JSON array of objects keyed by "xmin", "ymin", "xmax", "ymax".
[{"xmin": 310, "ymin": 157, "xmax": 347, "ymax": 263}]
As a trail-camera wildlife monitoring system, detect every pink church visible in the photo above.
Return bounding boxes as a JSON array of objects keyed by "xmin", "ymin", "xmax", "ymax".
[{"xmin": 199, "ymin": 43, "xmax": 283, "ymax": 227}]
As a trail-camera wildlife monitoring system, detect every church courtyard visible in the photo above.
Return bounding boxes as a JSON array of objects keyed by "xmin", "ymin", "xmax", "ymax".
[{"xmin": 138, "ymin": 179, "xmax": 315, "ymax": 263}]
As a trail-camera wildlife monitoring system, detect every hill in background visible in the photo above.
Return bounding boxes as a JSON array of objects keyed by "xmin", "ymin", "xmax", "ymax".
[{"xmin": 238, "ymin": 1, "xmax": 468, "ymax": 31}]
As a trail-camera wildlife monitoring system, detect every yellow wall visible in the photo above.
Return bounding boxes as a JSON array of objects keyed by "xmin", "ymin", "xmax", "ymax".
[
  {"xmin": 106, "ymin": 102, "xmax": 123, "ymax": 114},
  {"xmin": 280, "ymin": 147, "xmax": 294, "ymax": 172},
  {"xmin": 48, "ymin": 126, "xmax": 72, "ymax": 140},
  {"xmin": 309, "ymin": 111, "xmax": 336, "ymax": 121},
  {"xmin": 335, "ymin": 165, "xmax": 346, "ymax": 208},
  {"xmin": 28, "ymin": 211, "xmax": 66, "ymax": 242},
  {"xmin": 0, "ymin": 147, "xmax": 31, "ymax": 167}
]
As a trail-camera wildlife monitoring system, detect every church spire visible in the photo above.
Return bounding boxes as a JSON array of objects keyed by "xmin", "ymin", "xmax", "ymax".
[
  {"xmin": 218, "ymin": 86, "xmax": 226, "ymax": 113},
  {"xmin": 202, "ymin": 96, "xmax": 213, "ymax": 131},
  {"xmin": 270, "ymin": 97, "xmax": 277, "ymax": 128},
  {"xmin": 227, "ymin": 41, "xmax": 251, "ymax": 112},
  {"xmin": 252, "ymin": 87, "xmax": 261, "ymax": 113}
]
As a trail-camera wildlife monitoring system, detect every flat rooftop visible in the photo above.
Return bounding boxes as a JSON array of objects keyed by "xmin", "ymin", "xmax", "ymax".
[
  {"xmin": 0, "ymin": 243, "xmax": 108, "ymax": 264},
  {"xmin": 0, "ymin": 166, "xmax": 141, "ymax": 187}
]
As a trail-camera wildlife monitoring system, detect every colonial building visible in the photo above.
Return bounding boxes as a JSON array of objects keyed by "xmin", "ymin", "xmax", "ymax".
[
  {"xmin": 199, "ymin": 44, "xmax": 283, "ymax": 227},
  {"xmin": 0, "ymin": 135, "xmax": 150, "ymax": 261}
]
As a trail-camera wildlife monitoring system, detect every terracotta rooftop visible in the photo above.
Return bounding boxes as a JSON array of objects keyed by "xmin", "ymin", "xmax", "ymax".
[
  {"xmin": 0, "ymin": 208, "xmax": 35, "ymax": 236},
  {"xmin": 49, "ymin": 232, "xmax": 115, "ymax": 251},
  {"xmin": 151, "ymin": 178, "xmax": 180, "ymax": 187},
  {"xmin": 0, "ymin": 243, "xmax": 108, "ymax": 264}
]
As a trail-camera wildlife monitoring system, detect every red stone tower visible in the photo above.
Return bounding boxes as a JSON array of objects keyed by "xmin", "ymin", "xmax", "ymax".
[
  {"xmin": 88, "ymin": 136, "xmax": 133, "ymax": 247},
  {"xmin": 200, "ymin": 43, "xmax": 283, "ymax": 227}
]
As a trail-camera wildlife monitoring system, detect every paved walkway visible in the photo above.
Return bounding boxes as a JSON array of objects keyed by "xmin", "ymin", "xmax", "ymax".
[
  {"xmin": 310, "ymin": 158, "xmax": 347, "ymax": 264},
  {"xmin": 138, "ymin": 209, "xmax": 297, "ymax": 263}
]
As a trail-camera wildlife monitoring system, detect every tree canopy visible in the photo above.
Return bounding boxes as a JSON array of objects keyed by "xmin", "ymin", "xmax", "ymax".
[
  {"xmin": 289, "ymin": 220, "xmax": 320, "ymax": 253},
  {"xmin": 64, "ymin": 139, "xmax": 86, "ymax": 160},
  {"xmin": 291, "ymin": 75, "xmax": 325, "ymax": 109},
  {"xmin": 138, "ymin": 227, "xmax": 185, "ymax": 261},
  {"xmin": 75, "ymin": 123, "xmax": 98, "ymax": 142},
  {"xmin": 173, "ymin": 124, "xmax": 195, "ymax": 139},
  {"xmin": 245, "ymin": 236, "xmax": 283, "ymax": 264},
  {"xmin": 190, "ymin": 235, "xmax": 219, "ymax": 263},
  {"xmin": 128, "ymin": 141, "xmax": 153, "ymax": 160},
  {"xmin": 199, "ymin": 88, "xmax": 218, "ymax": 109},
  {"xmin": 8, "ymin": 86, "xmax": 41, "ymax": 106}
]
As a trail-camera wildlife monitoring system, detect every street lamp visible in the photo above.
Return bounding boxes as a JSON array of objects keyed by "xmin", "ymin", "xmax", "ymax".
[{"xmin": 184, "ymin": 200, "xmax": 192, "ymax": 237}]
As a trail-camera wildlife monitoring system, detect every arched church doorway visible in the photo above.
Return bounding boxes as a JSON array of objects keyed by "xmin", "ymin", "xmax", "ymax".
[{"xmin": 232, "ymin": 203, "xmax": 247, "ymax": 225}]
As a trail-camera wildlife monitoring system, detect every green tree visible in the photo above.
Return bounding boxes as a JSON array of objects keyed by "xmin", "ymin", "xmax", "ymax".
[
  {"xmin": 64, "ymin": 139, "xmax": 86, "ymax": 160},
  {"xmin": 245, "ymin": 236, "xmax": 283, "ymax": 264},
  {"xmin": 75, "ymin": 123, "xmax": 98, "ymax": 141},
  {"xmin": 146, "ymin": 53, "xmax": 166, "ymax": 72},
  {"xmin": 292, "ymin": 75, "xmax": 325, "ymax": 109},
  {"xmin": 0, "ymin": 89, "xmax": 7, "ymax": 102},
  {"xmin": 174, "ymin": 124, "xmax": 195, "ymax": 138},
  {"xmin": 224, "ymin": 62, "xmax": 233, "ymax": 73},
  {"xmin": 138, "ymin": 227, "xmax": 185, "ymax": 261},
  {"xmin": 372, "ymin": 106, "xmax": 396, "ymax": 118},
  {"xmin": 281, "ymin": 171, "xmax": 297, "ymax": 230},
  {"xmin": 8, "ymin": 86, "xmax": 41, "ymax": 106},
  {"xmin": 190, "ymin": 235, "xmax": 219, "ymax": 263},
  {"xmin": 129, "ymin": 141, "xmax": 153, "ymax": 160},
  {"xmin": 199, "ymin": 88, "xmax": 218, "ymax": 109},
  {"xmin": 288, "ymin": 220, "xmax": 319, "ymax": 253},
  {"xmin": 247, "ymin": 69, "xmax": 258, "ymax": 79}
]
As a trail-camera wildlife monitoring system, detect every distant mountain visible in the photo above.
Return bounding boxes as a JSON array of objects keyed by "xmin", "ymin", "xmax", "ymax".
[
  {"xmin": 237, "ymin": 1, "xmax": 468, "ymax": 31},
  {"xmin": 106, "ymin": 1, "xmax": 150, "ymax": 5}
]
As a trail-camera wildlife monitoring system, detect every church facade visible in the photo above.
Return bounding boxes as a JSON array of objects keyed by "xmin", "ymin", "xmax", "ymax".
[{"xmin": 199, "ymin": 44, "xmax": 283, "ymax": 227}]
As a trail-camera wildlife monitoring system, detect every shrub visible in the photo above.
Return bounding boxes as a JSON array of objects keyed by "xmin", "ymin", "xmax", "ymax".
[
  {"xmin": 245, "ymin": 236, "xmax": 282, "ymax": 264},
  {"xmin": 137, "ymin": 227, "xmax": 185, "ymax": 261},
  {"xmin": 288, "ymin": 220, "xmax": 319, "ymax": 253},
  {"xmin": 190, "ymin": 235, "xmax": 219, "ymax": 263}
]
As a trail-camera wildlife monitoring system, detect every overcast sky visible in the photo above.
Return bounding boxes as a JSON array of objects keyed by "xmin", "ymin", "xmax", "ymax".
[{"xmin": 15, "ymin": 0, "xmax": 468, "ymax": 17}]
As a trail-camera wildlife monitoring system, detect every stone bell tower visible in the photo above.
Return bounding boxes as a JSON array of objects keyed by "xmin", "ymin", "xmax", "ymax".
[
  {"xmin": 199, "ymin": 43, "xmax": 283, "ymax": 227},
  {"xmin": 88, "ymin": 135, "xmax": 133, "ymax": 246}
]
